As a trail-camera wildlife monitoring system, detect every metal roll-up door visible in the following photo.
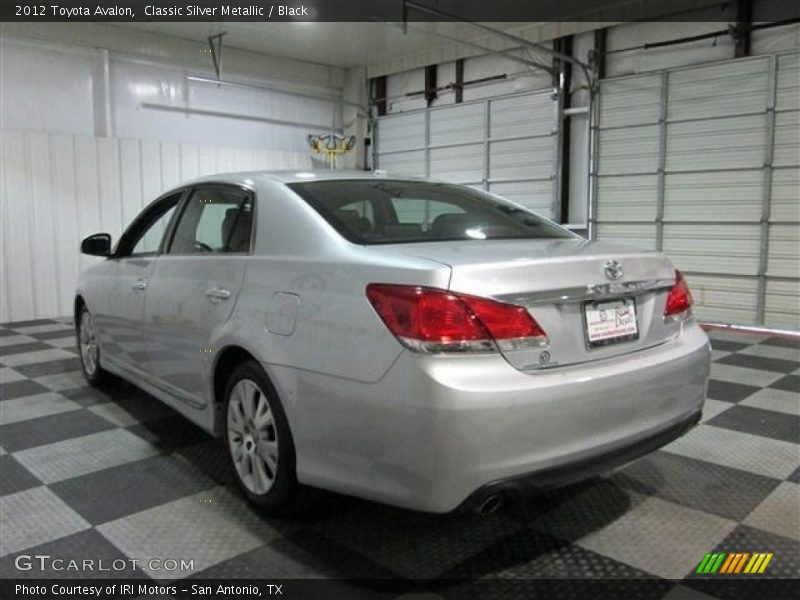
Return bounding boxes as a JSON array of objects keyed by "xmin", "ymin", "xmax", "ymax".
[
  {"xmin": 375, "ymin": 89, "xmax": 559, "ymax": 219},
  {"xmin": 595, "ymin": 52, "xmax": 799, "ymax": 329}
]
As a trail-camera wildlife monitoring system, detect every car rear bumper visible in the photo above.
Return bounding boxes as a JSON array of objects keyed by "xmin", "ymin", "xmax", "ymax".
[
  {"xmin": 281, "ymin": 321, "xmax": 710, "ymax": 513},
  {"xmin": 456, "ymin": 408, "xmax": 702, "ymax": 513}
]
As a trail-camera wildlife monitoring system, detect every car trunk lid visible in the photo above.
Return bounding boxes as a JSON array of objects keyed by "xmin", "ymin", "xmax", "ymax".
[{"xmin": 371, "ymin": 238, "xmax": 680, "ymax": 371}]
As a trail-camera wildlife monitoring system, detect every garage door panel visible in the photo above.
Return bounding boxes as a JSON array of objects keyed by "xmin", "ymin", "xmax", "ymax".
[
  {"xmin": 776, "ymin": 53, "xmax": 799, "ymax": 112},
  {"xmin": 666, "ymin": 115, "xmax": 767, "ymax": 172},
  {"xmin": 668, "ymin": 58, "xmax": 769, "ymax": 120},
  {"xmin": 377, "ymin": 113, "xmax": 425, "ymax": 153},
  {"xmin": 599, "ymin": 74, "xmax": 661, "ymax": 128},
  {"xmin": 664, "ymin": 170, "xmax": 763, "ymax": 222},
  {"xmin": 429, "ymin": 103, "xmax": 484, "ymax": 147},
  {"xmin": 662, "ymin": 224, "xmax": 761, "ymax": 275},
  {"xmin": 595, "ymin": 223, "xmax": 657, "ymax": 251},
  {"xmin": 773, "ymin": 110, "xmax": 800, "ymax": 167},
  {"xmin": 770, "ymin": 167, "xmax": 800, "ymax": 222},
  {"xmin": 490, "ymin": 93, "xmax": 554, "ymax": 139},
  {"xmin": 489, "ymin": 180, "xmax": 553, "ymax": 218},
  {"xmin": 489, "ymin": 137, "xmax": 553, "ymax": 181},
  {"xmin": 767, "ymin": 223, "xmax": 800, "ymax": 278},
  {"xmin": 377, "ymin": 150, "xmax": 425, "ymax": 177},
  {"xmin": 764, "ymin": 278, "xmax": 800, "ymax": 330},
  {"xmin": 686, "ymin": 274, "xmax": 758, "ymax": 326},
  {"xmin": 597, "ymin": 125, "xmax": 660, "ymax": 175},
  {"xmin": 429, "ymin": 144, "xmax": 483, "ymax": 183},
  {"xmin": 597, "ymin": 175, "xmax": 657, "ymax": 222}
]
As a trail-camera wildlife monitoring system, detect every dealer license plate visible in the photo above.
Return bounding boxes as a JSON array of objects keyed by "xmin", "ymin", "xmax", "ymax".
[{"xmin": 584, "ymin": 298, "xmax": 639, "ymax": 348}]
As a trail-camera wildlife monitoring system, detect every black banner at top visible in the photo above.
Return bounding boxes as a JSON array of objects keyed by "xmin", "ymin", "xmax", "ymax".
[{"xmin": 3, "ymin": 0, "xmax": 800, "ymax": 22}]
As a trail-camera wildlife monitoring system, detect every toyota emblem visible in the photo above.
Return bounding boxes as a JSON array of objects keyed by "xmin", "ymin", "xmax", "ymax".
[{"xmin": 604, "ymin": 260, "xmax": 623, "ymax": 281}]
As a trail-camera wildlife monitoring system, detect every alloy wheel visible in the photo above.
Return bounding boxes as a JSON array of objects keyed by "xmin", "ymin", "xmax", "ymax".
[
  {"xmin": 227, "ymin": 378, "xmax": 279, "ymax": 495},
  {"xmin": 79, "ymin": 310, "xmax": 99, "ymax": 377}
]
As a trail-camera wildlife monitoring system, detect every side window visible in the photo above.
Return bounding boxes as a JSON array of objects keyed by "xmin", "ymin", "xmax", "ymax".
[
  {"xmin": 125, "ymin": 193, "xmax": 183, "ymax": 257},
  {"xmin": 168, "ymin": 186, "xmax": 252, "ymax": 254}
]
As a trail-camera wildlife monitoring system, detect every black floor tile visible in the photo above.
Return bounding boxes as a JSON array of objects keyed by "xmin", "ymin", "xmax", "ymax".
[
  {"xmin": 706, "ymin": 379, "xmax": 760, "ymax": 403},
  {"xmin": 443, "ymin": 526, "xmax": 664, "ymax": 581},
  {"xmin": 51, "ymin": 454, "xmax": 216, "ymax": 525},
  {"xmin": 126, "ymin": 415, "xmax": 210, "ymax": 452},
  {"xmin": 3, "ymin": 318, "xmax": 58, "ymax": 328},
  {"xmin": 0, "ymin": 455, "xmax": 42, "ymax": 496},
  {"xmin": 716, "ymin": 353, "xmax": 798, "ymax": 374},
  {"xmin": 0, "ymin": 328, "xmax": 20, "ymax": 337},
  {"xmin": 25, "ymin": 329, "xmax": 75, "ymax": 341},
  {"xmin": 0, "ymin": 341, "xmax": 50, "ymax": 357},
  {"xmin": 60, "ymin": 386, "xmax": 109, "ymax": 407},
  {"xmin": 0, "ymin": 379, "xmax": 50, "ymax": 401},
  {"xmin": 710, "ymin": 340, "xmax": 752, "ymax": 353},
  {"xmin": 0, "ymin": 409, "xmax": 116, "ymax": 452},
  {"xmin": 788, "ymin": 466, "xmax": 800, "ymax": 484},
  {"xmin": 14, "ymin": 357, "xmax": 82, "ymax": 378},
  {"xmin": 0, "ymin": 529, "xmax": 150, "ymax": 579},
  {"xmin": 760, "ymin": 337, "xmax": 800, "ymax": 349},
  {"xmin": 613, "ymin": 451, "xmax": 782, "ymax": 521},
  {"xmin": 769, "ymin": 375, "xmax": 800, "ymax": 393},
  {"xmin": 706, "ymin": 405, "xmax": 800, "ymax": 444}
]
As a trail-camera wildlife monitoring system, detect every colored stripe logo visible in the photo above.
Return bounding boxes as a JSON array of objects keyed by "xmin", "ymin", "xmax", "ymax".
[{"xmin": 696, "ymin": 552, "xmax": 773, "ymax": 574}]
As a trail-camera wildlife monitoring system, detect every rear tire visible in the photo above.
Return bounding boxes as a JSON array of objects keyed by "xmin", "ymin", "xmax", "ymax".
[
  {"xmin": 77, "ymin": 306, "xmax": 112, "ymax": 388},
  {"xmin": 223, "ymin": 360, "xmax": 301, "ymax": 515}
]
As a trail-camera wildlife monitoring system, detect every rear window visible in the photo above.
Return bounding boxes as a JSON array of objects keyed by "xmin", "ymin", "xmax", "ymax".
[{"xmin": 288, "ymin": 180, "xmax": 575, "ymax": 245}]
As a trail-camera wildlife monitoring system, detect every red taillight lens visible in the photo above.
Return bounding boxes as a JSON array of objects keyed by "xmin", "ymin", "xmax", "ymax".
[
  {"xmin": 664, "ymin": 270, "xmax": 693, "ymax": 318},
  {"xmin": 366, "ymin": 284, "xmax": 547, "ymax": 353}
]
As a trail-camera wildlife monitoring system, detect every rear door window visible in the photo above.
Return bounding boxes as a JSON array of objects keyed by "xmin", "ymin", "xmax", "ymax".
[{"xmin": 168, "ymin": 186, "xmax": 253, "ymax": 254}]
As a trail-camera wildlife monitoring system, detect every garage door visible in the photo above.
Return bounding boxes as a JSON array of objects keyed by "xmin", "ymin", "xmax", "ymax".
[
  {"xmin": 375, "ymin": 90, "xmax": 559, "ymax": 219},
  {"xmin": 595, "ymin": 52, "xmax": 799, "ymax": 329}
]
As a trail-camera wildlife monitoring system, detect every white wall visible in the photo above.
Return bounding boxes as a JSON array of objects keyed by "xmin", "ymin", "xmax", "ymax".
[
  {"xmin": 0, "ymin": 131, "xmax": 311, "ymax": 322},
  {"xmin": 0, "ymin": 32, "xmax": 344, "ymax": 153},
  {"xmin": 0, "ymin": 24, "xmax": 343, "ymax": 321}
]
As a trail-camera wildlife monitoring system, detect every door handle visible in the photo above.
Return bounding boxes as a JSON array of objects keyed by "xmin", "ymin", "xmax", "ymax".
[
  {"xmin": 132, "ymin": 280, "xmax": 148, "ymax": 291},
  {"xmin": 205, "ymin": 287, "xmax": 231, "ymax": 303}
]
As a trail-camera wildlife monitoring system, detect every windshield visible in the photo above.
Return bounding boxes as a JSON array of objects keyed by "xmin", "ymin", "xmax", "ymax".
[{"xmin": 288, "ymin": 179, "xmax": 575, "ymax": 245}]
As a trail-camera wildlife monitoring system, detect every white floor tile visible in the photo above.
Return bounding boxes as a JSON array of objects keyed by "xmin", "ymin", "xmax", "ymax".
[
  {"xmin": 0, "ymin": 486, "xmax": 90, "ymax": 557},
  {"xmin": 663, "ymin": 424, "xmax": 800, "ymax": 480},
  {"xmin": 710, "ymin": 363, "xmax": 784, "ymax": 388},
  {"xmin": 98, "ymin": 487, "xmax": 279, "ymax": 579},
  {"xmin": 743, "ymin": 481, "xmax": 800, "ymax": 542},
  {"xmin": 0, "ymin": 392, "xmax": 81, "ymax": 425},
  {"xmin": 14, "ymin": 429, "xmax": 160, "ymax": 484},
  {"xmin": 740, "ymin": 388, "xmax": 800, "ymax": 416}
]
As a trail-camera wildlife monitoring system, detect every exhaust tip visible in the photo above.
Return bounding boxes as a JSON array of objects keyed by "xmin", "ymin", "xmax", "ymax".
[{"xmin": 476, "ymin": 493, "xmax": 504, "ymax": 515}]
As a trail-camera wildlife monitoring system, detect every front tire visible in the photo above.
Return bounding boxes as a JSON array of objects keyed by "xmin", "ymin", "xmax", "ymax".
[
  {"xmin": 77, "ymin": 306, "xmax": 112, "ymax": 387},
  {"xmin": 223, "ymin": 360, "xmax": 300, "ymax": 514}
]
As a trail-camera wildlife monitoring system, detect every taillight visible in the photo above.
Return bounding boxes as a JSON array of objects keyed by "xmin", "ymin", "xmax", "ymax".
[
  {"xmin": 664, "ymin": 270, "xmax": 693, "ymax": 319},
  {"xmin": 366, "ymin": 284, "xmax": 547, "ymax": 353}
]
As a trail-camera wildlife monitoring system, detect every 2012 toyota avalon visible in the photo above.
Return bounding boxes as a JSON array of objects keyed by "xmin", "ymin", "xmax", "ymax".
[{"xmin": 76, "ymin": 170, "xmax": 710, "ymax": 514}]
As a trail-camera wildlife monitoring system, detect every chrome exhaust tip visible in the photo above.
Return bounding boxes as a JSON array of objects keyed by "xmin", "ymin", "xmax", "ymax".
[{"xmin": 476, "ymin": 493, "xmax": 504, "ymax": 515}]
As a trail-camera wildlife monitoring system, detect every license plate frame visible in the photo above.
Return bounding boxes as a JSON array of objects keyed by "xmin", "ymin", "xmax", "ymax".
[{"xmin": 583, "ymin": 297, "xmax": 639, "ymax": 349}]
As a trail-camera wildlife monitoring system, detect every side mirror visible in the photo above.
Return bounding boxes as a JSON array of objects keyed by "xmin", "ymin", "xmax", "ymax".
[{"xmin": 81, "ymin": 233, "xmax": 112, "ymax": 257}]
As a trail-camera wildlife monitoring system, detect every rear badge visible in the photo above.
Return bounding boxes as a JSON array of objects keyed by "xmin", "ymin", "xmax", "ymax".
[{"xmin": 604, "ymin": 259, "xmax": 624, "ymax": 281}]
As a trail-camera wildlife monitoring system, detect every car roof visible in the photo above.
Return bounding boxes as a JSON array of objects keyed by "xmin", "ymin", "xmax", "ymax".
[{"xmin": 181, "ymin": 169, "xmax": 427, "ymax": 188}]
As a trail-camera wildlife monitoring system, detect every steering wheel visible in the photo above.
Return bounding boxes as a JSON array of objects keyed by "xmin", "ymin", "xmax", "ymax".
[{"xmin": 193, "ymin": 240, "xmax": 213, "ymax": 252}]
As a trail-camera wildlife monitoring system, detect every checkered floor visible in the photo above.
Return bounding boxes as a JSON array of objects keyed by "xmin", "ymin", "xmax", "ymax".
[{"xmin": 0, "ymin": 318, "xmax": 797, "ymax": 597}]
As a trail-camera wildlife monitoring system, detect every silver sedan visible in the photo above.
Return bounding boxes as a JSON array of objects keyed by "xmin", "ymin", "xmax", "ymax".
[{"xmin": 76, "ymin": 170, "xmax": 710, "ymax": 514}]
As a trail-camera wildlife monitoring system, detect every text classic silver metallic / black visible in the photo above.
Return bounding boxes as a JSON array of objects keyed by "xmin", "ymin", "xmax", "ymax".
[{"xmin": 75, "ymin": 170, "xmax": 711, "ymax": 514}]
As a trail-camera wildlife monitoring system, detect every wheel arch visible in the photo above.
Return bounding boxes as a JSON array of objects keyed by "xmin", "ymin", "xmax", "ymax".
[{"xmin": 212, "ymin": 345, "xmax": 283, "ymax": 437}]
